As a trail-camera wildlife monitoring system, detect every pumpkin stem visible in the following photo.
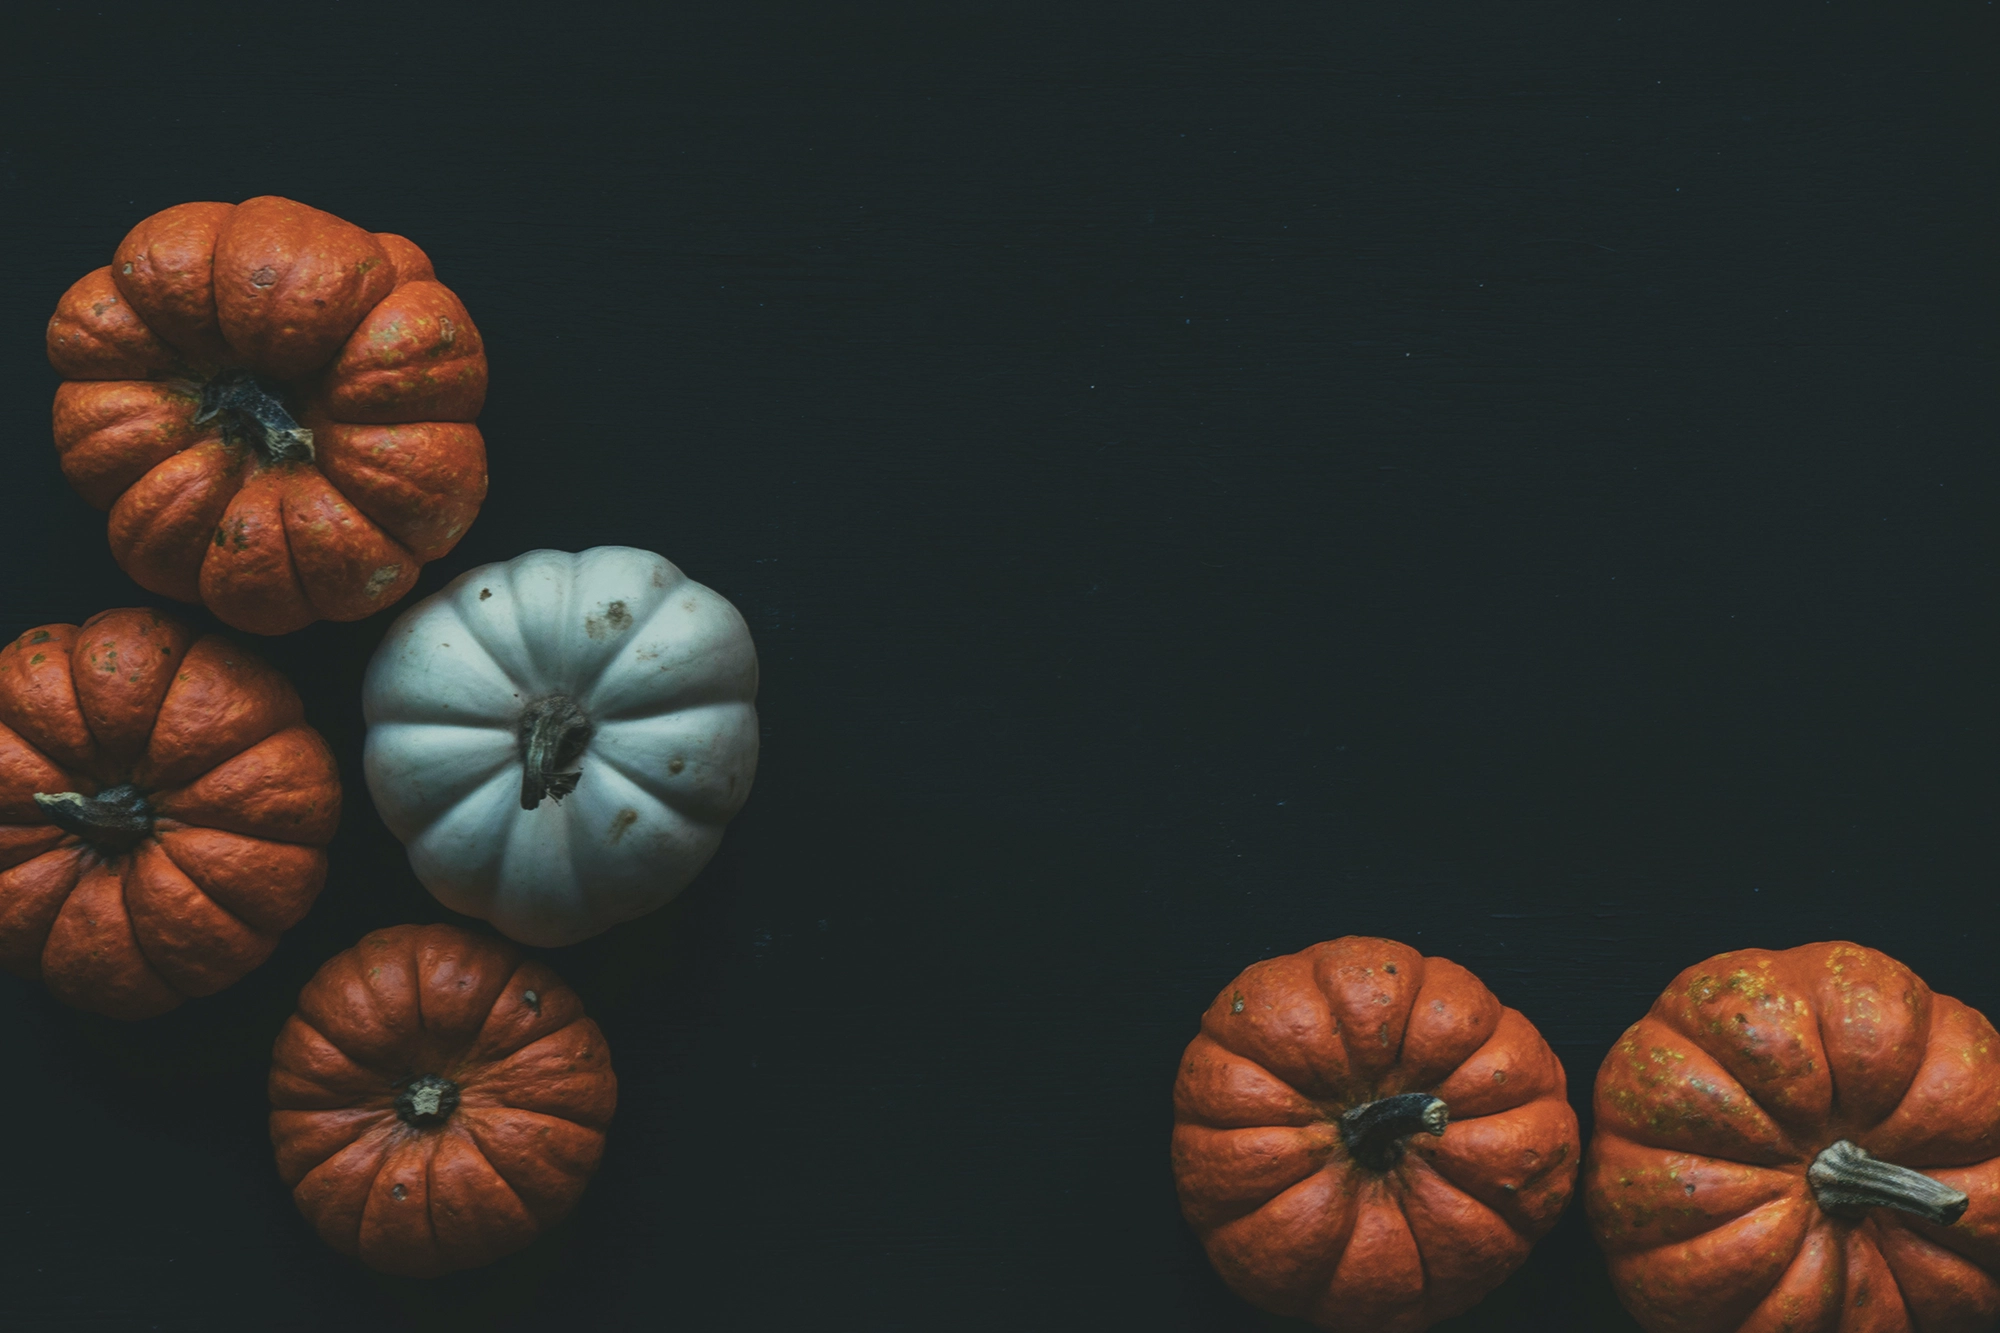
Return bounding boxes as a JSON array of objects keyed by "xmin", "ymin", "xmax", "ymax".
[
  {"xmin": 1808, "ymin": 1139, "xmax": 1968, "ymax": 1226},
  {"xmin": 34, "ymin": 785, "xmax": 154, "ymax": 855},
  {"xmin": 195, "ymin": 369, "xmax": 316, "ymax": 464},
  {"xmin": 393, "ymin": 1074, "xmax": 461, "ymax": 1128},
  {"xmin": 1339, "ymin": 1092, "xmax": 1449, "ymax": 1171},
  {"xmin": 518, "ymin": 693, "xmax": 594, "ymax": 810}
]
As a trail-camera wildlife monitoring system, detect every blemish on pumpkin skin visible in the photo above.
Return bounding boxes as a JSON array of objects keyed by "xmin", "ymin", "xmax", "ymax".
[
  {"xmin": 479, "ymin": 588, "xmax": 491, "ymax": 600},
  {"xmin": 667, "ymin": 758, "xmax": 685, "ymax": 776},
  {"xmin": 608, "ymin": 809, "xmax": 638, "ymax": 842},
  {"xmin": 584, "ymin": 601, "xmax": 633, "ymax": 640},
  {"xmin": 365, "ymin": 565, "xmax": 403, "ymax": 599},
  {"xmin": 1230, "ymin": 992, "xmax": 1245, "ymax": 1015},
  {"xmin": 391, "ymin": 1184, "xmax": 407, "ymax": 1201},
  {"xmin": 523, "ymin": 989, "xmax": 540, "ymax": 1013},
  {"xmin": 29, "ymin": 630, "xmax": 51, "ymax": 644}
]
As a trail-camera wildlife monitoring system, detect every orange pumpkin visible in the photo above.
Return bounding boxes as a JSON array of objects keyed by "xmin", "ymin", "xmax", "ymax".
[
  {"xmin": 0, "ymin": 608, "xmax": 339, "ymax": 1018},
  {"xmin": 1586, "ymin": 941, "xmax": 2000, "ymax": 1331},
  {"xmin": 268, "ymin": 924, "xmax": 617, "ymax": 1277},
  {"xmin": 1171, "ymin": 936, "xmax": 1580, "ymax": 1331},
  {"xmin": 47, "ymin": 196, "xmax": 488, "ymax": 634}
]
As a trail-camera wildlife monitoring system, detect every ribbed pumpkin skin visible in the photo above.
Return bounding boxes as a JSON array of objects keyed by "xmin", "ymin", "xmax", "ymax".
[
  {"xmin": 268, "ymin": 924, "xmax": 616, "ymax": 1277},
  {"xmin": 1171, "ymin": 936, "xmax": 1580, "ymax": 1331},
  {"xmin": 0, "ymin": 608, "xmax": 339, "ymax": 1018},
  {"xmin": 1586, "ymin": 942, "xmax": 2000, "ymax": 1333},
  {"xmin": 47, "ymin": 196, "xmax": 488, "ymax": 635}
]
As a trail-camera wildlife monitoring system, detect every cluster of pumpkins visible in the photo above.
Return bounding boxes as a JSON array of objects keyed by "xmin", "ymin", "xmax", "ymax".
[
  {"xmin": 10, "ymin": 197, "xmax": 761, "ymax": 1276},
  {"xmin": 1175, "ymin": 935, "xmax": 2000, "ymax": 1330},
  {"xmin": 14, "ymin": 197, "xmax": 1993, "ymax": 1329}
]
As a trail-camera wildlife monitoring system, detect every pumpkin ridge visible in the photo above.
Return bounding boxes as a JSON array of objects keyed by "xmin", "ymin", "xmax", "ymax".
[
  {"xmin": 0, "ymin": 624, "xmax": 99, "ymax": 773},
  {"xmin": 1412, "ymin": 1099, "xmax": 1574, "ymax": 1226},
  {"xmin": 1595, "ymin": 1014, "xmax": 1797, "ymax": 1164},
  {"xmin": 453, "ymin": 1105, "xmax": 604, "ymax": 1229},
  {"xmin": 1193, "ymin": 1031, "xmax": 1312, "ymax": 1113},
  {"xmin": 1397, "ymin": 1158, "xmax": 1530, "ymax": 1324},
  {"xmin": 1739, "ymin": 1206, "xmax": 1839, "ymax": 1327},
  {"xmin": 41, "ymin": 859, "xmax": 181, "ymax": 1017},
  {"xmin": 346, "ymin": 1124, "xmax": 405, "ymax": 1255},
  {"xmin": 1654, "ymin": 952, "xmax": 1835, "ymax": 1147},
  {"xmin": 110, "ymin": 440, "xmax": 250, "ymax": 603},
  {"xmin": 565, "ymin": 571, "xmax": 688, "ymax": 703},
  {"xmin": 422, "ymin": 1142, "xmax": 442, "ymax": 1268},
  {"xmin": 457, "ymin": 1016, "xmax": 611, "ymax": 1110},
  {"xmin": 153, "ymin": 818, "xmax": 328, "ymax": 878},
  {"xmin": 447, "ymin": 585, "xmax": 543, "ymax": 698},
  {"xmin": 1856, "ymin": 1215, "xmax": 1915, "ymax": 1318},
  {"xmin": 0, "ymin": 849, "xmax": 84, "ymax": 978},
  {"xmin": 1306, "ymin": 939, "xmax": 1427, "ymax": 1088},
  {"xmin": 1652, "ymin": 1195, "xmax": 1815, "ymax": 1316},
  {"xmin": 136, "ymin": 831, "xmax": 274, "ymax": 949},
  {"xmin": 271, "ymin": 1017, "xmax": 390, "ymax": 1110},
  {"xmin": 431, "ymin": 1124, "xmax": 539, "ymax": 1264},
  {"xmin": 278, "ymin": 469, "xmax": 420, "ymax": 622},
  {"xmin": 72, "ymin": 609, "xmax": 194, "ymax": 765},
  {"xmin": 116, "ymin": 850, "xmax": 195, "ymax": 1000},
  {"xmin": 1748, "ymin": 1215, "xmax": 1845, "ymax": 1328},
  {"xmin": 291, "ymin": 1118, "xmax": 398, "ymax": 1253},
  {"xmin": 1869, "ymin": 1198, "xmax": 2000, "ymax": 1310},
  {"xmin": 1805, "ymin": 979, "xmax": 1850, "ymax": 1139},
  {"xmin": 585, "ymin": 744, "xmax": 720, "ymax": 826}
]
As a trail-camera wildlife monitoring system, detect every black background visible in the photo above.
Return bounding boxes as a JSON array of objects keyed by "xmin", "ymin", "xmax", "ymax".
[{"xmin": 1, "ymin": 3, "xmax": 1993, "ymax": 1329}]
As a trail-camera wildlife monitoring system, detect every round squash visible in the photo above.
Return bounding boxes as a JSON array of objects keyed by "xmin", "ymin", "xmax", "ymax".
[
  {"xmin": 46, "ymin": 196, "xmax": 488, "ymax": 635},
  {"xmin": 0, "ymin": 608, "xmax": 339, "ymax": 1018},
  {"xmin": 362, "ymin": 546, "xmax": 759, "ymax": 947},
  {"xmin": 1171, "ymin": 936, "xmax": 1580, "ymax": 1331},
  {"xmin": 269, "ymin": 923, "xmax": 616, "ymax": 1277},
  {"xmin": 1586, "ymin": 941, "xmax": 2000, "ymax": 1332}
]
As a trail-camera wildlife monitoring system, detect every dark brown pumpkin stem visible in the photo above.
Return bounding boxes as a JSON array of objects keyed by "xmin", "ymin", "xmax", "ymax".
[
  {"xmin": 394, "ymin": 1074, "xmax": 462, "ymax": 1128},
  {"xmin": 518, "ymin": 693, "xmax": 594, "ymax": 810},
  {"xmin": 1339, "ymin": 1092, "xmax": 1449, "ymax": 1171},
  {"xmin": 1808, "ymin": 1139, "xmax": 1968, "ymax": 1225},
  {"xmin": 34, "ymin": 785, "xmax": 153, "ymax": 855},
  {"xmin": 196, "ymin": 369, "xmax": 316, "ymax": 464}
]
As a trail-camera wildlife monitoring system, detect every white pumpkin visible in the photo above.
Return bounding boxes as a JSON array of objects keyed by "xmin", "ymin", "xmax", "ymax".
[{"xmin": 362, "ymin": 546, "xmax": 759, "ymax": 945}]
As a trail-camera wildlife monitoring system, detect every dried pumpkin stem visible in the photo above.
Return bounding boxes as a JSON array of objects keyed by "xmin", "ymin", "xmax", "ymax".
[
  {"xmin": 394, "ymin": 1074, "xmax": 462, "ymax": 1128},
  {"xmin": 518, "ymin": 693, "xmax": 594, "ymax": 810},
  {"xmin": 1339, "ymin": 1092, "xmax": 1449, "ymax": 1171},
  {"xmin": 195, "ymin": 369, "xmax": 316, "ymax": 464},
  {"xmin": 1808, "ymin": 1139, "xmax": 1968, "ymax": 1226},
  {"xmin": 34, "ymin": 784, "xmax": 153, "ymax": 855}
]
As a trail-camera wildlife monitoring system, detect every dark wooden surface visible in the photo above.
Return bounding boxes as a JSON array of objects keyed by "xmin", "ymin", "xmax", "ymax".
[{"xmin": 1, "ymin": 4, "xmax": 1992, "ymax": 1329}]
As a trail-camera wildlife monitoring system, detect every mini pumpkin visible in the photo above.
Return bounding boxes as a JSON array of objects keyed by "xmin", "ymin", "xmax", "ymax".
[
  {"xmin": 1586, "ymin": 941, "xmax": 2000, "ymax": 1332},
  {"xmin": 0, "ymin": 608, "xmax": 339, "ymax": 1018},
  {"xmin": 362, "ymin": 546, "xmax": 759, "ymax": 947},
  {"xmin": 47, "ymin": 196, "xmax": 488, "ymax": 635},
  {"xmin": 268, "ymin": 923, "xmax": 616, "ymax": 1277},
  {"xmin": 1171, "ymin": 936, "xmax": 1580, "ymax": 1331}
]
